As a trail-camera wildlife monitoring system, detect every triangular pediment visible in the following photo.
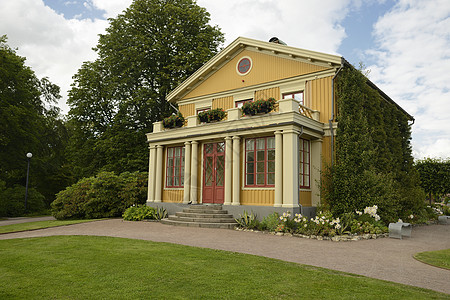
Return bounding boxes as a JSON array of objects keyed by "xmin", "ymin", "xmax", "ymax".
[{"xmin": 168, "ymin": 37, "xmax": 342, "ymax": 102}]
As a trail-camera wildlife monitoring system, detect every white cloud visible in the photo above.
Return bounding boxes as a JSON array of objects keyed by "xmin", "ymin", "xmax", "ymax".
[
  {"xmin": 91, "ymin": 0, "xmax": 133, "ymax": 18},
  {"xmin": 198, "ymin": 0, "xmax": 352, "ymax": 54},
  {"xmin": 0, "ymin": 0, "xmax": 130, "ymax": 113},
  {"xmin": 366, "ymin": 0, "xmax": 450, "ymax": 159}
]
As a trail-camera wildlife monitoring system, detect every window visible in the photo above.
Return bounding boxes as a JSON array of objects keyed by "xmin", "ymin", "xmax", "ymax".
[
  {"xmin": 197, "ymin": 107, "xmax": 210, "ymax": 114},
  {"xmin": 166, "ymin": 146, "xmax": 185, "ymax": 188},
  {"xmin": 245, "ymin": 137, "xmax": 275, "ymax": 187},
  {"xmin": 283, "ymin": 91, "xmax": 304, "ymax": 106},
  {"xmin": 235, "ymin": 99, "xmax": 253, "ymax": 108},
  {"xmin": 299, "ymin": 138, "xmax": 310, "ymax": 189}
]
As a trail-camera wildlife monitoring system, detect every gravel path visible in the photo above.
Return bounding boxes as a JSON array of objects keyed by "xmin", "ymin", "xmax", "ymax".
[{"xmin": 0, "ymin": 219, "xmax": 448, "ymax": 294}]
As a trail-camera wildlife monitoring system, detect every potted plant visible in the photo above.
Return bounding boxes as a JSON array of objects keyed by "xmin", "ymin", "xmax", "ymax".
[
  {"xmin": 241, "ymin": 97, "xmax": 276, "ymax": 116},
  {"xmin": 162, "ymin": 113, "xmax": 185, "ymax": 129},
  {"xmin": 198, "ymin": 108, "xmax": 226, "ymax": 123}
]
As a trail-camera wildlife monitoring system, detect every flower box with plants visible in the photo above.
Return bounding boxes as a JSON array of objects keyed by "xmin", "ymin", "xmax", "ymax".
[
  {"xmin": 241, "ymin": 97, "xmax": 276, "ymax": 116},
  {"xmin": 198, "ymin": 108, "xmax": 226, "ymax": 123},
  {"xmin": 162, "ymin": 113, "xmax": 185, "ymax": 129}
]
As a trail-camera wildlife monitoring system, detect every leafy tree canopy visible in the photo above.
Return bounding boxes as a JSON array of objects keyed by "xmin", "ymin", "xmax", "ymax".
[
  {"xmin": 0, "ymin": 35, "xmax": 69, "ymax": 208},
  {"xmin": 67, "ymin": 0, "xmax": 224, "ymax": 178}
]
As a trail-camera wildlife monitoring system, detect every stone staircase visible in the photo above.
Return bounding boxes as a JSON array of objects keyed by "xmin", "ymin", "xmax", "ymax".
[{"xmin": 160, "ymin": 204, "xmax": 237, "ymax": 229}]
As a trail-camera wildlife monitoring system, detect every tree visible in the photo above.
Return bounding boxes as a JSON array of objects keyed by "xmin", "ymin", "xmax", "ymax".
[
  {"xmin": 67, "ymin": 0, "xmax": 224, "ymax": 178},
  {"xmin": 415, "ymin": 158, "xmax": 450, "ymax": 203},
  {"xmin": 0, "ymin": 35, "xmax": 69, "ymax": 212}
]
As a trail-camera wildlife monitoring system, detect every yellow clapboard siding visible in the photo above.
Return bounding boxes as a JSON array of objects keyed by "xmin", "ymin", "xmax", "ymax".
[
  {"xmin": 179, "ymin": 103, "xmax": 195, "ymax": 118},
  {"xmin": 162, "ymin": 189, "xmax": 184, "ymax": 203},
  {"xmin": 299, "ymin": 190, "xmax": 312, "ymax": 207},
  {"xmin": 240, "ymin": 189, "xmax": 274, "ymax": 206},
  {"xmin": 212, "ymin": 96, "xmax": 234, "ymax": 110},
  {"xmin": 321, "ymin": 136, "xmax": 332, "ymax": 167},
  {"xmin": 309, "ymin": 76, "xmax": 332, "ymax": 123},
  {"xmin": 182, "ymin": 49, "xmax": 329, "ymax": 100},
  {"xmin": 254, "ymin": 87, "xmax": 280, "ymax": 100}
]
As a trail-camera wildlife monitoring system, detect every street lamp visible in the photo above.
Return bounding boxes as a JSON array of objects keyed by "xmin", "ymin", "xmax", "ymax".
[{"xmin": 24, "ymin": 152, "xmax": 32, "ymax": 214}]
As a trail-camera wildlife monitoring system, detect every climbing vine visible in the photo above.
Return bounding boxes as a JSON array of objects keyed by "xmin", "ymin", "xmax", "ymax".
[{"xmin": 321, "ymin": 66, "xmax": 425, "ymax": 223}]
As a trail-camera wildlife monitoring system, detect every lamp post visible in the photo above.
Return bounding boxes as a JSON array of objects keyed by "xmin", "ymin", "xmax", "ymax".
[{"xmin": 24, "ymin": 152, "xmax": 32, "ymax": 213}]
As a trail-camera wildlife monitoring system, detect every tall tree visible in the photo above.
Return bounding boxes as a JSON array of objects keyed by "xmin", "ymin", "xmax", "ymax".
[
  {"xmin": 0, "ymin": 35, "xmax": 69, "ymax": 208},
  {"xmin": 68, "ymin": 0, "xmax": 224, "ymax": 178}
]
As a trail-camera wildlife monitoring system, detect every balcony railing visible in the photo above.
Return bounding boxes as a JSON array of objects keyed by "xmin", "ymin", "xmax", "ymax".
[{"xmin": 153, "ymin": 98, "xmax": 320, "ymax": 133}]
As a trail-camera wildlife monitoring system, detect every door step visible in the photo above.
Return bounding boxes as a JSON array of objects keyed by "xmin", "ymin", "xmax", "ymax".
[{"xmin": 161, "ymin": 204, "xmax": 237, "ymax": 229}]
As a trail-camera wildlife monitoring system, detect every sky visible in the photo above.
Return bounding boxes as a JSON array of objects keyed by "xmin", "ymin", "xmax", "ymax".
[{"xmin": 1, "ymin": 0, "xmax": 449, "ymax": 159}]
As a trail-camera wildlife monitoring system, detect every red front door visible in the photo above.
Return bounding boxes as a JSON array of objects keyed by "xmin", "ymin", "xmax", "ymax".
[{"xmin": 202, "ymin": 142, "xmax": 225, "ymax": 204}]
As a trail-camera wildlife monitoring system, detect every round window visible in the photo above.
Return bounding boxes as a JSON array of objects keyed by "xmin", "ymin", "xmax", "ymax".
[{"xmin": 236, "ymin": 56, "xmax": 252, "ymax": 75}]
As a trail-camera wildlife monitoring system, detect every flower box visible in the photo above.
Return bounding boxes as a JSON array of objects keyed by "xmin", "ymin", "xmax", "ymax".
[
  {"xmin": 162, "ymin": 113, "xmax": 185, "ymax": 129},
  {"xmin": 241, "ymin": 97, "xmax": 276, "ymax": 116},
  {"xmin": 198, "ymin": 108, "xmax": 226, "ymax": 123}
]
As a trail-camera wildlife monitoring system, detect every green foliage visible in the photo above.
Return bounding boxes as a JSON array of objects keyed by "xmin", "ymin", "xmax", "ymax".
[
  {"xmin": 0, "ymin": 183, "xmax": 46, "ymax": 217},
  {"xmin": 0, "ymin": 35, "xmax": 70, "ymax": 207},
  {"xmin": 154, "ymin": 207, "xmax": 168, "ymax": 220},
  {"xmin": 67, "ymin": 0, "xmax": 224, "ymax": 179},
  {"xmin": 123, "ymin": 205, "xmax": 156, "ymax": 221},
  {"xmin": 259, "ymin": 212, "xmax": 280, "ymax": 231},
  {"xmin": 321, "ymin": 66, "xmax": 425, "ymax": 223},
  {"xmin": 197, "ymin": 108, "xmax": 226, "ymax": 123},
  {"xmin": 415, "ymin": 158, "xmax": 450, "ymax": 202},
  {"xmin": 51, "ymin": 171, "xmax": 148, "ymax": 220},
  {"xmin": 162, "ymin": 113, "xmax": 185, "ymax": 129},
  {"xmin": 241, "ymin": 98, "xmax": 276, "ymax": 116},
  {"xmin": 235, "ymin": 210, "xmax": 259, "ymax": 229}
]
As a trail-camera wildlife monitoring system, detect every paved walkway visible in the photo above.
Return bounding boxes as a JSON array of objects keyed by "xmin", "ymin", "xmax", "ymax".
[{"xmin": 0, "ymin": 219, "xmax": 449, "ymax": 294}]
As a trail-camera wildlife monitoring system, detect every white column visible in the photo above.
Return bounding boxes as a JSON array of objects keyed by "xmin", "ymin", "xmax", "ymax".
[
  {"xmin": 274, "ymin": 131, "xmax": 283, "ymax": 207},
  {"xmin": 183, "ymin": 141, "xmax": 191, "ymax": 204},
  {"xmin": 147, "ymin": 145, "xmax": 157, "ymax": 202},
  {"xmin": 224, "ymin": 137, "xmax": 232, "ymax": 205},
  {"xmin": 190, "ymin": 141, "xmax": 199, "ymax": 204},
  {"xmin": 232, "ymin": 136, "xmax": 241, "ymax": 205},
  {"xmin": 311, "ymin": 139, "xmax": 323, "ymax": 206},
  {"xmin": 282, "ymin": 129, "xmax": 300, "ymax": 208},
  {"xmin": 154, "ymin": 145, "xmax": 164, "ymax": 203}
]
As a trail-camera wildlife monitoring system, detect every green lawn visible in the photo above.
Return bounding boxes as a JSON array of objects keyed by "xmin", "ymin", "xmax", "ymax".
[
  {"xmin": 414, "ymin": 249, "xmax": 450, "ymax": 270},
  {"xmin": 0, "ymin": 219, "xmax": 101, "ymax": 234},
  {"xmin": 0, "ymin": 236, "xmax": 448, "ymax": 299}
]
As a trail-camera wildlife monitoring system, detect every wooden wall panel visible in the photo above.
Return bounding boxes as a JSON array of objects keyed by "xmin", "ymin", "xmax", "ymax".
[
  {"xmin": 254, "ymin": 87, "xmax": 280, "ymax": 100},
  {"xmin": 162, "ymin": 190, "xmax": 184, "ymax": 203},
  {"xmin": 309, "ymin": 76, "xmax": 333, "ymax": 123},
  {"xmin": 299, "ymin": 190, "xmax": 312, "ymax": 207},
  {"xmin": 179, "ymin": 103, "xmax": 195, "ymax": 118},
  {"xmin": 240, "ymin": 189, "xmax": 274, "ymax": 206},
  {"xmin": 212, "ymin": 96, "xmax": 234, "ymax": 110},
  {"xmin": 321, "ymin": 136, "xmax": 332, "ymax": 167},
  {"xmin": 182, "ymin": 49, "xmax": 329, "ymax": 100}
]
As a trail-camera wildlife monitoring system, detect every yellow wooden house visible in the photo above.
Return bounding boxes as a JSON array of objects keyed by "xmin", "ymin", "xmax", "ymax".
[{"xmin": 146, "ymin": 37, "xmax": 348, "ymax": 218}]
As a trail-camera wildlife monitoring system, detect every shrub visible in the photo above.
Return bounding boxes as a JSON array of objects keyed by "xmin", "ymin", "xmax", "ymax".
[
  {"xmin": 154, "ymin": 207, "xmax": 168, "ymax": 220},
  {"xmin": 198, "ymin": 108, "xmax": 226, "ymax": 123},
  {"xmin": 51, "ymin": 171, "xmax": 148, "ymax": 220},
  {"xmin": 162, "ymin": 113, "xmax": 184, "ymax": 129},
  {"xmin": 123, "ymin": 205, "xmax": 156, "ymax": 221},
  {"xmin": 259, "ymin": 212, "xmax": 280, "ymax": 231},
  {"xmin": 0, "ymin": 184, "xmax": 46, "ymax": 217}
]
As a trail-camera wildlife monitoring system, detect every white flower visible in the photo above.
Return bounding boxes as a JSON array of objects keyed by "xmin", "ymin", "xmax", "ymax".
[
  {"xmin": 356, "ymin": 210, "xmax": 362, "ymax": 216},
  {"xmin": 335, "ymin": 224, "xmax": 341, "ymax": 229},
  {"xmin": 321, "ymin": 221, "xmax": 325, "ymax": 225},
  {"xmin": 304, "ymin": 224, "xmax": 308, "ymax": 227},
  {"xmin": 279, "ymin": 216, "xmax": 284, "ymax": 221},
  {"xmin": 374, "ymin": 215, "xmax": 380, "ymax": 221},
  {"xmin": 302, "ymin": 217, "xmax": 306, "ymax": 222},
  {"xmin": 409, "ymin": 214, "xmax": 414, "ymax": 219},
  {"xmin": 398, "ymin": 219, "xmax": 403, "ymax": 223}
]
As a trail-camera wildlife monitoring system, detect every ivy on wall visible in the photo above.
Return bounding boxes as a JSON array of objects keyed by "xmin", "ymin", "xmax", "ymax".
[{"xmin": 322, "ymin": 66, "xmax": 425, "ymax": 223}]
